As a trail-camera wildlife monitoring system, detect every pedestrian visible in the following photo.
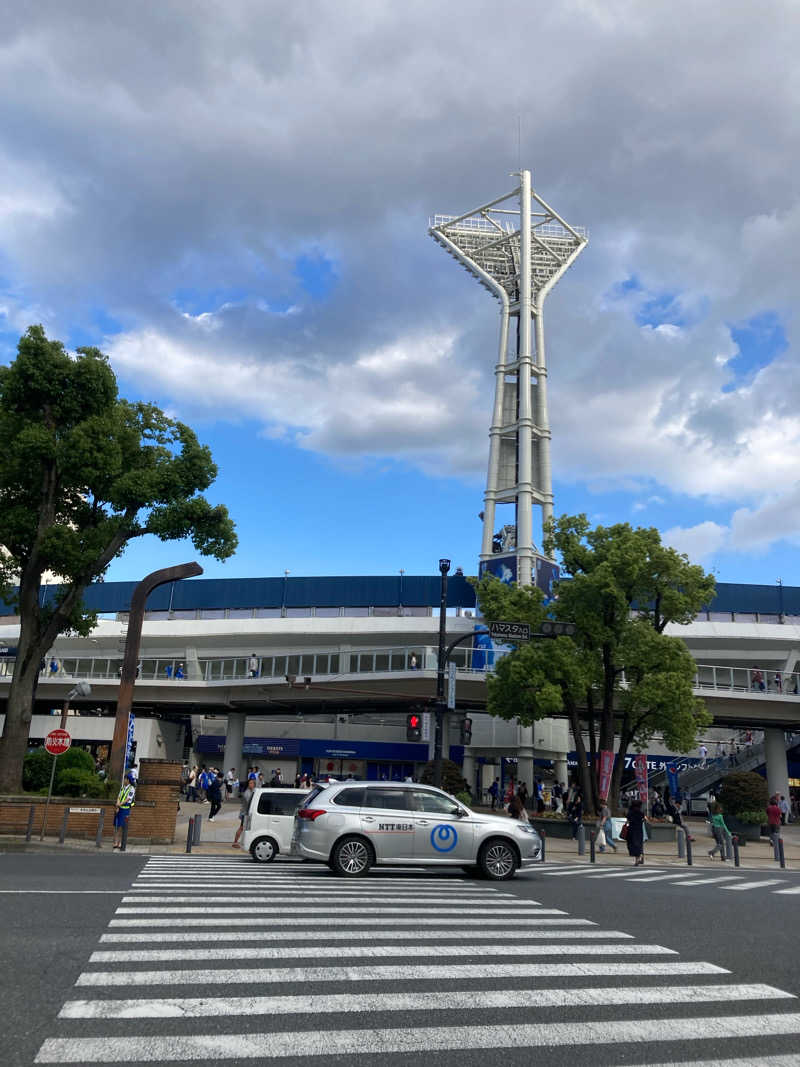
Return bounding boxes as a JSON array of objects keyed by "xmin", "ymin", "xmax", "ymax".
[
  {"xmin": 624, "ymin": 797, "xmax": 647, "ymax": 865},
  {"xmin": 766, "ymin": 795, "xmax": 782, "ymax": 845},
  {"xmin": 750, "ymin": 668, "xmax": 764, "ymax": 692},
  {"xmin": 698, "ymin": 743, "xmax": 708, "ymax": 768},
  {"xmin": 567, "ymin": 790, "xmax": 583, "ymax": 840},
  {"xmin": 164, "ymin": 663, "xmax": 173, "ymax": 679},
  {"xmin": 207, "ymin": 771, "xmax": 223, "ymax": 821},
  {"xmin": 225, "ymin": 768, "xmax": 235, "ymax": 798},
  {"xmin": 175, "ymin": 662, "xmax": 185, "ymax": 680},
  {"xmin": 598, "ymin": 802, "xmax": 617, "ymax": 853},
  {"xmin": 507, "ymin": 793, "xmax": 526, "ymax": 820},
  {"xmin": 409, "ymin": 654, "xmax": 418, "ymax": 670},
  {"xmin": 488, "ymin": 777, "xmax": 499, "ymax": 810},
  {"xmin": 186, "ymin": 765, "xmax": 198, "ymax": 802},
  {"xmin": 248, "ymin": 654, "xmax": 259, "ymax": 678},
  {"xmin": 49, "ymin": 657, "xmax": 60, "ymax": 675},
  {"xmin": 779, "ymin": 794, "xmax": 790, "ymax": 826},
  {"xmin": 707, "ymin": 804, "xmax": 730, "ymax": 861},
  {"xmin": 113, "ymin": 773, "xmax": 136, "ymax": 850},
  {"xmin": 517, "ymin": 782, "xmax": 528, "ymax": 808},
  {"xmin": 197, "ymin": 765, "xmax": 211, "ymax": 802},
  {"xmin": 233, "ymin": 777, "xmax": 257, "ymax": 848}
]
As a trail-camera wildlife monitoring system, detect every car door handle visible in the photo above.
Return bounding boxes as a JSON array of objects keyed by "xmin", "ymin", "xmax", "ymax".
[
  {"xmin": 363, "ymin": 816, "xmax": 376, "ymax": 822},
  {"xmin": 417, "ymin": 820, "xmax": 429, "ymax": 826}
]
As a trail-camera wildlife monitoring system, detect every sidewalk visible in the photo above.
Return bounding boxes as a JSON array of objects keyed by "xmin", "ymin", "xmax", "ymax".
[{"xmin": 4, "ymin": 797, "xmax": 799, "ymax": 869}]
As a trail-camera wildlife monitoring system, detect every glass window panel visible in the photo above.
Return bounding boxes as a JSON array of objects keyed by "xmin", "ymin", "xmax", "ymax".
[
  {"xmin": 314, "ymin": 607, "xmax": 341, "ymax": 618},
  {"xmin": 363, "ymin": 788, "xmax": 410, "ymax": 811},
  {"xmin": 333, "ymin": 787, "xmax": 365, "ymax": 807},
  {"xmin": 300, "ymin": 655, "xmax": 314, "ymax": 676},
  {"xmin": 358, "ymin": 653, "xmax": 374, "ymax": 673},
  {"xmin": 758, "ymin": 614, "xmax": 780, "ymax": 624},
  {"xmin": 708, "ymin": 612, "xmax": 732, "ymax": 622},
  {"xmin": 255, "ymin": 608, "xmax": 282, "ymax": 618},
  {"xmin": 328, "ymin": 654, "xmax": 340, "ymax": 674},
  {"xmin": 286, "ymin": 607, "xmax": 312, "ymax": 618},
  {"xmin": 343, "ymin": 607, "xmax": 370, "ymax": 617},
  {"xmin": 733, "ymin": 613, "xmax": 757, "ymax": 623},
  {"xmin": 228, "ymin": 608, "xmax": 254, "ymax": 619},
  {"xmin": 374, "ymin": 654, "xmax": 390, "ymax": 672},
  {"xmin": 171, "ymin": 610, "xmax": 196, "ymax": 620},
  {"xmin": 286, "ymin": 656, "xmax": 301, "ymax": 677},
  {"xmin": 199, "ymin": 609, "xmax": 226, "ymax": 619},
  {"xmin": 412, "ymin": 790, "xmax": 459, "ymax": 815}
]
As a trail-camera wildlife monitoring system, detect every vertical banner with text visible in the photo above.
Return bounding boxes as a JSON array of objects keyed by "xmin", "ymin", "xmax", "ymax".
[
  {"xmin": 597, "ymin": 750, "xmax": 615, "ymax": 801},
  {"xmin": 633, "ymin": 753, "xmax": 649, "ymax": 802},
  {"xmin": 666, "ymin": 762, "xmax": 681, "ymax": 801}
]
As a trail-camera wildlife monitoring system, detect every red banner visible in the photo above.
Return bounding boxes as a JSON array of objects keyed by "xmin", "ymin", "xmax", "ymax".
[
  {"xmin": 633, "ymin": 752, "xmax": 649, "ymax": 801},
  {"xmin": 597, "ymin": 750, "xmax": 615, "ymax": 801}
]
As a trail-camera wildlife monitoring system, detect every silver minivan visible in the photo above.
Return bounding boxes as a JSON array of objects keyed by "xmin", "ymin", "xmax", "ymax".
[
  {"xmin": 243, "ymin": 788, "xmax": 309, "ymax": 862},
  {"xmin": 293, "ymin": 780, "xmax": 542, "ymax": 879}
]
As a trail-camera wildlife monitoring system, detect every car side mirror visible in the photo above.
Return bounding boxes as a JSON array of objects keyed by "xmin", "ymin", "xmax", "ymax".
[{"xmin": 452, "ymin": 807, "xmax": 467, "ymax": 818}]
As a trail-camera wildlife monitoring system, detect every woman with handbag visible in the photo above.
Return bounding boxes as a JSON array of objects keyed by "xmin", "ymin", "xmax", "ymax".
[
  {"xmin": 624, "ymin": 797, "xmax": 647, "ymax": 865},
  {"xmin": 597, "ymin": 803, "xmax": 617, "ymax": 853}
]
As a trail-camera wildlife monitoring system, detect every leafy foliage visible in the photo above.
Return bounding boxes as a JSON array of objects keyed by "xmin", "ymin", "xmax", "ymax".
[
  {"xmin": 22, "ymin": 746, "xmax": 95, "ymax": 792},
  {"xmin": 420, "ymin": 759, "xmax": 467, "ymax": 796},
  {"xmin": 719, "ymin": 771, "xmax": 769, "ymax": 816},
  {"xmin": 475, "ymin": 514, "xmax": 715, "ymax": 812},
  {"xmin": 56, "ymin": 768, "xmax": 106, "ymax": 797},
  {"xmin": 0, "ymin": 326, "xmax": 238, "ymax": 791}
]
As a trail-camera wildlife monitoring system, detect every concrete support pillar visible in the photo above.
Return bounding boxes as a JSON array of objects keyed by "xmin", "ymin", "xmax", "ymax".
[
  {"xmin": 516, "ymin": 724, "xmax": 535, "ymax": 796},
  {"xmin": 764, "ymin": 727, "xmax": 790, "ymax": 802},
  {"xmin": 223, "ymin": 711, "xmax": 246, "ymax": 779},
  {"xmin": 462, "ymin": 752, "xmax": 477, "ymax": 797},
  {"xmin": 184, "ymin": 647, "xmax": 202, "ymax": 680},
  {"xmin": 554, "ymin": 758, "xmax": 569, "ymax": 788}
]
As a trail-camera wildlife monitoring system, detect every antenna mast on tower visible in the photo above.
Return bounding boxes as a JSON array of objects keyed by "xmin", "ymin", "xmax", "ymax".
[{"xmin": 429, "ymin": 171, "xmax": 587, "ymax": 588}]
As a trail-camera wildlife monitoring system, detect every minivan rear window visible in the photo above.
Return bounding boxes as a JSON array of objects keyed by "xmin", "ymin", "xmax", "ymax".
[
  {"xmin": 333, "ymin": 787, "xmax": 365, "ymax": 807},
  {"xmin": 257, "ymin": 793, "xmax": 307, "ymax": 816}
]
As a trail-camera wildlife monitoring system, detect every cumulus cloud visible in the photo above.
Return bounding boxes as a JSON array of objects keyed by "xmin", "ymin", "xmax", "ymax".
[
  {"xmin": 663, "ymin": 521, "xmax": 729, "ymax": 563},
  {"xmin": 1, "ymin": 1, "xmax": 800, "ymax": 547}
]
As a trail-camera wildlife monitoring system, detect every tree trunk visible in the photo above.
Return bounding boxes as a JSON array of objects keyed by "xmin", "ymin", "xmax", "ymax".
[
  {"xmin": 0, "ymin": 587, "xmax": 45, "ymax": 792},
  {"xmin": 609, "ymin": 718, "xmax": 634, "ymax": 813},
  {"xmin": 566, "ymin": 701, "xmax": 593, "ymax": 810}
]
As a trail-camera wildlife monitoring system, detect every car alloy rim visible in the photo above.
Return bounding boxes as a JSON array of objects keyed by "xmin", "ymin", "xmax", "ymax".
[
  {"xmin": 340, "ymin": 840, "xmax": 368, "ymax": 873},
  {"xmin": 486, "ymin": 843, "xmax": 514, "ymax": 876}
]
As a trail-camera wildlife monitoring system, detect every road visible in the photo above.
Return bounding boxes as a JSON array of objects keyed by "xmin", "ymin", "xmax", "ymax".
[{"xmin": 1, "ymin": 850, "xmax": 799, "ymax": 1066}]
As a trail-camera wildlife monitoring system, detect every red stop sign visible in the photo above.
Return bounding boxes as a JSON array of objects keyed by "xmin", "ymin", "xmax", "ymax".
[{"xmin": 44, "ymin": 729, "xmax": 72, "ymax": 756}]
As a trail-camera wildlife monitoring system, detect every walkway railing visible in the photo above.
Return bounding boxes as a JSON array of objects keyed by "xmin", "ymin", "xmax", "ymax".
[{"xmin": 693, "ymin": 664, "xmax": 800, "ymax": 697}]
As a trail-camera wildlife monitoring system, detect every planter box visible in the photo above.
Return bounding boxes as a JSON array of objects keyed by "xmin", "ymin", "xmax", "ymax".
[
  {"xmin": 725, "ymin": 816, "xmax": 760, "ymax": 843},
  {"xmin": 529, "ymin": 818, "xmax": 574, "ymax": 839},
  {"xmin": 645, "ymin": 823, "xmax": 677, "ymax": 843}
]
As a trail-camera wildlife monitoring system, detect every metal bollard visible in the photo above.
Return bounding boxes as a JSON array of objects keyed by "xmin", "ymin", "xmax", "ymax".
[
  {"xmin": 58, "ymin": 808, "xmax": 69, "ymax": 845},
  {"xmin": 193, "ymin": 813, "xmax": 202, "ymax": 845},
  {"xmin": 540, "ymin": 828, "xmax": 546, "ymax": 864},
  {"xmin": 685, "ymin": 828, "xmax": 693, "ymax": 866},
  {"xmin": 25, "ymin": 804, "xmax": 35, "ymax": 843},
  {"xmin": 732, "ymin": 834, "xmax": 740, "ymax": 867},
  {"xmin": 778, "ymin": 837, "xmax": 786, "ymax": 869},
  {"xmin": 590, "ymin": 830, "xmax": 596, "ymax": 863},
  {"xmin": 95, "ymin": 808, "xmax": 105, "ymax": 849},
  {"xmin": 577, "ymin": 823, "xmax": 586, "ymax": 856},
  {"xmin": 677, "ymin": 829, "xmax": 685, "ymax": 859},
  {"xmin": 120, "ymin": 819, "xmax": 129, "ymax": 852},
  {"xmin": 186, "ymin": 816, "xmax": 195, "ymax": 854}
]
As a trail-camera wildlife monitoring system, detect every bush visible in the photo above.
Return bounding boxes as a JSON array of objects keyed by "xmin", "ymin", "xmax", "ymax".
[
  {"xmin": 57, "ymin": 769, "xmax": 106, "ymax": 797},
  {"xmin": 420, "ymin": 759, "xmax": 467, "ymax": 796},
  {"xmin": 23, "ymin": 746, "xmax": 95, "ymax": 792},
  {"xmin": 454, "ymin": 791, "xmax": 472, "ymax": 807},
  {"xmin": 733, "ymin": 809, "xmax": 768, "ymax": 825},
  {"xmin": 719, "ymin": 771, "xmax": 769, "ymax": 816}
]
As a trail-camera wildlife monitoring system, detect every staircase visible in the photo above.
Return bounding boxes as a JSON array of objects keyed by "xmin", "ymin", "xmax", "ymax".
[{"xmin": 650, "ymin": 735, "xmax": 796, "ymax": 797}]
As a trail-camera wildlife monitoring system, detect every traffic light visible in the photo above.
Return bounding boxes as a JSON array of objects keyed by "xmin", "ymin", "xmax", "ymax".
[
  {"xmin": 460, "ymin": 717, "xmax": 473, "ymax": 745},
  {"xmin": 406, "ymin": 712, "xmax": 422, "ymax": 742}
]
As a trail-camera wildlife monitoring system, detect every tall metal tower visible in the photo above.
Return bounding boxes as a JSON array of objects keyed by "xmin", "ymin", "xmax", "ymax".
[{"xmin": 429, "ymin": 170, "xmax": 587, "ymax": 589}]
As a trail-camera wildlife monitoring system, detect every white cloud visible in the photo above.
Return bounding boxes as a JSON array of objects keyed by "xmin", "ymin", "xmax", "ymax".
[
  {"xmin": 2, "ymin": 1, "xmax": 800, "ymax": 549},
  {"xmin": 663, "ymin": 521, "xmax": 729, "ymax": 563}
]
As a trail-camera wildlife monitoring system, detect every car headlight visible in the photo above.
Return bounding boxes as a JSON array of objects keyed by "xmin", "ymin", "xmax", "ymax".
[{"xmin": 516, "ymin": 822, "xmax": 536, "ymax": 833}]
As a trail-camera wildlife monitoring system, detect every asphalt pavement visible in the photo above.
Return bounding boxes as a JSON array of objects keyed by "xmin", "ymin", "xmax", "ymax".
[{"xmin": 2, "ymin": 849, "xmax": 800, "ymax": 1066}]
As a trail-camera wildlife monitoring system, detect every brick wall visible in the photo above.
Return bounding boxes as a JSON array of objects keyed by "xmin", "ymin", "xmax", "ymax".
[{"xmin": 0, "ymin": 757, "xmax": 182, "ymax": 844}]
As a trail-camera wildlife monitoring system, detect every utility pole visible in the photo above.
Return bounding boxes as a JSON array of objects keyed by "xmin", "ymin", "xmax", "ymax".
[{"xmin": 433, "ymin": 558, "xmax": 450, "ymax": 787}]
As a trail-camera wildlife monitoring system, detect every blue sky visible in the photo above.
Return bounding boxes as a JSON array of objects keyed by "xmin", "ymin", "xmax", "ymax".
[{"xmin": 2, "ymin": 3, "xmax": 800, "ymax": 588}]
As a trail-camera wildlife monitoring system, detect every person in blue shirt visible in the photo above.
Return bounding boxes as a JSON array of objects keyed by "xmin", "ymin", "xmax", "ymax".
[{"xmin": 113, "ymin": 774, "xmax": 136, "ymax": 850}]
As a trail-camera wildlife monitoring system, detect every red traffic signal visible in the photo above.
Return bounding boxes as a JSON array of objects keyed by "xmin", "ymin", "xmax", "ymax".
[{"xmin": 406, "ymin": 712, "xmax": 422, "ymax": 741}]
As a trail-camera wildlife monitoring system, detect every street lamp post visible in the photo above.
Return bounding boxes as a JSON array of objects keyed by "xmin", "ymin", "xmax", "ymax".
[{"xmin": 433, "ymin": 558, "xmax": 451, "ymax": 788}]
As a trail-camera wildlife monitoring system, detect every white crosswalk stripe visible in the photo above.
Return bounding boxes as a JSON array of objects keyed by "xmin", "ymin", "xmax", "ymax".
[
  {"xmin": 33, "ymin": 854, "xmax": 800, "ymax": 1064},
  {"xmin": 523, "ymin": 862, "xmax": 800, "ymax": 895}
]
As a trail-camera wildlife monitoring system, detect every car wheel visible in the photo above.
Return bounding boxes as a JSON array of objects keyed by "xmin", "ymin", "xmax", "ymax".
[
  {"xmin": 330, "ymin": 835, "xmax": 374, "ymax": 877},
  {"xmin": 250, "ymin": 836, "xmax": 278, "ymax": 863},
  {"xmin": 478, "ymin": 838, "xmax": 518, "ymax": 881}
]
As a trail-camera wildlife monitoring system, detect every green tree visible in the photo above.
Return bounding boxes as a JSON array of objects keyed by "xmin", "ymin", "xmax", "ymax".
[
  {"xmin": 475, "ymin": 515, "xmax": 715, "ymax": 812},
  {"xmin": 0, "ymin": 326, "xmax": 237, "ymax": 791}
]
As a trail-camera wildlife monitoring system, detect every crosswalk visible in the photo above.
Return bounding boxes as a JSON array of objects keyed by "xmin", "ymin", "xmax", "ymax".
[
  {"xmin": 527, "ymin": 863, "xmax": 800, "ymax": 895},
  {"xmin": 35, "ymin": 855, "xmax": 800, "ymax": 1065}
]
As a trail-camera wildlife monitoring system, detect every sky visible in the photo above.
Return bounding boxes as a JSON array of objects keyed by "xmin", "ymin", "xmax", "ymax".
[{"xmin": 1, "ymin": 1, "xmax": 799, "ymax": 588}]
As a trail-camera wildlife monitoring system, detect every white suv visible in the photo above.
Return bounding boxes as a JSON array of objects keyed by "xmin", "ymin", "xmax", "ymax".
[
  {"xmin": 293, "ymin": 780, "xmax": 542, "ymax": 880},
  {"xmin": 242, "ymin": 788, "xmax": 309, "ymax": 862}
]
